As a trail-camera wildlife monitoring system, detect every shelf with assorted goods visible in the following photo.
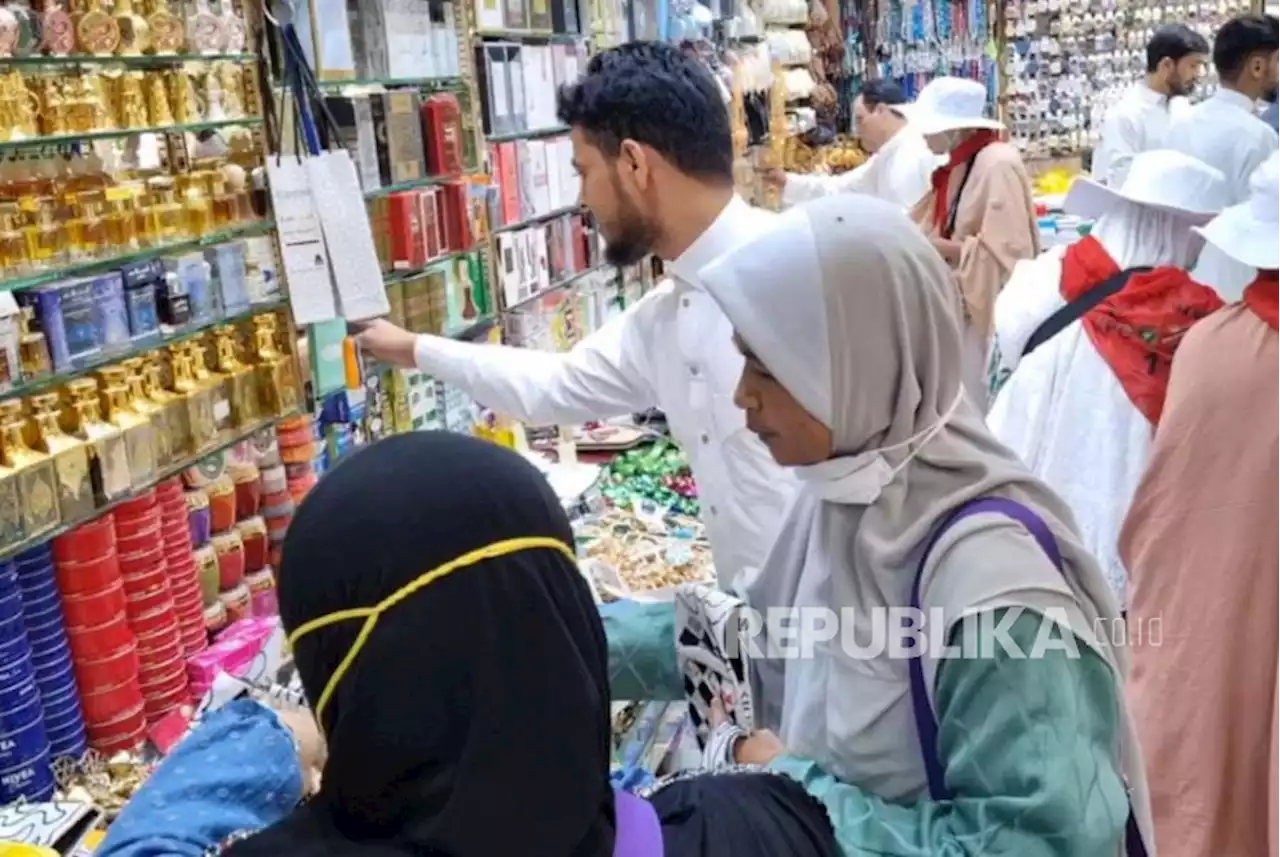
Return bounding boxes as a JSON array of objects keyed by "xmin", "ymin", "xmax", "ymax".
[{"xmin": 0, "ymin": 0, "xmax": 312, "ymax": 817}]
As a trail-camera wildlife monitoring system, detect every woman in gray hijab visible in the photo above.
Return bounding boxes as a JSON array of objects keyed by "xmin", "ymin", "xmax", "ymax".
[{"xmin": 603, "ymin": 193, "xmax": 1152, "ymax": 855}]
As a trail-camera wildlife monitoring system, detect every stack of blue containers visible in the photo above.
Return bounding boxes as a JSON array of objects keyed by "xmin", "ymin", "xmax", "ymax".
[
  {"xmin": 0, "ymin": 555, "xmax": 56, "ymax": 802},
  {"xmin": 13, "ymin": 546, "xmax": 88, "ymax": 764}
]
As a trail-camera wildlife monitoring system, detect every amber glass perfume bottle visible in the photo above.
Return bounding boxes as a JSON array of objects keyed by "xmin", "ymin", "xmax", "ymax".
[
  {"xmin": 61, "ymin": 378, "xmax": 130, "ymax": 504},
  {"xmin": 68, "ymin": 191, "xmax": 108, "ymax": 261},
  {"xmin": 169, "ymin": 344, "xmax": 216, "ymax": 452},
  {"xmin": 122, "ymin": 357, "xmax": 171, "ymax": 467},
  {"xmin": 0, "ymin": 399, "xmax": 59, "ymax": 539},
  {"xmin": 0, "ymin": 204, "xmax": 29, "ymax": 273},
  {"xmin": 212, "ymin": 325, "xmax": 256, "ymax": 428},
  {"xmin": 97, "ymin": 367, "xmax": 155, "ymax": 488},
  {"xmin": 17, "ymin": 307, "xmax": 51, "ymax": 383},
  {"xmin": 145, "ymin": 353, "xmax": 188, "ymax": 460},
  {"xmin": 252, "ymin": 315, "xmax": 299, "ymax": 417},
  {"xmin": 24, "ymin": 201, "xmax": 69, "ymax": 268},
  {"xmin": 25, "ymin": 392, "xmax": 94, "ymax": 521},
  {"xmin": 147, "ymin": 177, "xmax": 186, "ymax": 242}
]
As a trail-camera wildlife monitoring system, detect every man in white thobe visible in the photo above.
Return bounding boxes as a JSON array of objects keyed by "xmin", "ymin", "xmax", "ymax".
[
  {"xmin": 356, "ymin": 43, "xmax": 797, "ymax": 591},
  {"xmin": 1091, "ymin": 24, "xmax": 1209, "ymax": 187},
  {"xmin": 764, "ymin": 80, "xmax": 937, "ymax": 210},
  {"xmin": 1167, "ymin": 13, "xmax": 1279, "ymax": 299}
]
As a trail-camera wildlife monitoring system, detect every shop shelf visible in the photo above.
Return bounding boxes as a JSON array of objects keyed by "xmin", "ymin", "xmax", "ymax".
[
  {"xmin": 364, "ymin": 174, "xmax": 465, "ymax": 199},
  {"xmin": 0, "ymin": 52, "xmax": 257, "ymax": 68},
  {"xmin": 0, "ymin": 296, "xmax": 290, "ymax": 404},
  {"xmin": 502, "ymin": 264, "xmax": 609, "ymax": 313},
  {"xmin": 475, "ymin": 29, "xmax": 585, "ymax": 42},
  {"xmin": 491, "ymin": 203, "xmax": 583, "ymax": 233},
  {"xmin": 0, "ymin": 116, "xmax": 264, "ymax": 153},
  {"xmin": 316, "ymin": 75, "xmax": 465, "ymax": 89},
  {"xmin": 0, "ymin": 219, "xmax": 276, "ymax": 294},
  {"xmin": 382, "ymin": 244, "xmax": 484, "ymax": 284},
  {"xmin": 485, "ymin": 124, "xmax": 571, "ymax": 143},
  {"xmin": 0, "ymin": 410, "xmax": 298, "ymax": 564}
]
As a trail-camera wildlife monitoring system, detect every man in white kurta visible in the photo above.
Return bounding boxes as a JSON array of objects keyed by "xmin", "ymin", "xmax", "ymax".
[
  {"xmin": 356, "ymin": 43, "xmax": 797, "ymax": 591},
  {"xmin": 987, "ymin": 151, "xmax": 1231, "ymax": 604},
  {"xmin": 1167, "ymin": 14, "xmax": 1279, "ymax": 298},
  {"xmin": 769, "ymin": 80, "xmax": 937, "ymax": 210},
  {"xmin": 1090, "ymin": 24, "xmax": 1208, "ymax": 187}
]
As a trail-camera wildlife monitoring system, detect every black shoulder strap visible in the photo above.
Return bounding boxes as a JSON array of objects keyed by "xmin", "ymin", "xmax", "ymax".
[
  {"xmin": 1021, "ymin": 265, "xmax": 1153, "ymax": 358},
  {"xmin": 943, "ymin": 153, "xmax": 979, "ymax": 240}
]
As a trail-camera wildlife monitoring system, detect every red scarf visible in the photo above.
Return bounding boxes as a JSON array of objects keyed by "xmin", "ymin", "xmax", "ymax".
[
  {"xmin": 930, "ymin": 129, "xmax": 1000, "ymax": 237},
  {"xmin": 1242, "ymin": 270, "xmax": 1279, "ymax": 331},
  {"xmin": 1059, "ymin": 245, "xmax": 1224, "ymax": 424}
]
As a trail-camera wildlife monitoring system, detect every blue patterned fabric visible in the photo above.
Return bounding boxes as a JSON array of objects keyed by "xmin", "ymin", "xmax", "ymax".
[
  {"xmin": 96, "ymin": 700, "xmax": 305, "ymax": 857},
  {"xmin": 600, "ymin": 600, "xmax": 682, "ymax": 702}
]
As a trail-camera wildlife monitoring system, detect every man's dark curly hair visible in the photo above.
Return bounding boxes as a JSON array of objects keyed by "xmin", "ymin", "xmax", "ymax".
[{"xmin": 556, "ymin": 41, "xmax": 733, "ymax": 184}]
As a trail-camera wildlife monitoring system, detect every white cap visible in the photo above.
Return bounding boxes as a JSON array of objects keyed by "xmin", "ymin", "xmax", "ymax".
[
  {"xmin": 1193, "ymin": 151, "xmax": 1280, "ymax": 271},
  {"xmin": 898, "ymin": 77, "xmax": 1003, "ymax": 136},
  {"xmin": 1064, "ymin": 149, "xmax": 1231, "ymax": 224}
]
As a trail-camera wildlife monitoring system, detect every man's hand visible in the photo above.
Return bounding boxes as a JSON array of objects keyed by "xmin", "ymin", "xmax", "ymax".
[
  {"xmin": 353, "ymin": 318, "xmax": 418, "ymax": 369},
  {"xmin": 760, "ymin": 167, "xmax": 787, "ymax": 190}
]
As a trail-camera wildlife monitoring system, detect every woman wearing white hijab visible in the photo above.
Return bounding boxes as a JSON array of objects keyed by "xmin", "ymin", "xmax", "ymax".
[
  {"xmin": 986, "ymin": 150, "xmax": 1231, "ymax": 604},
  {"xmin": 687, "ymin": 194, "xmax": 1152, "ymax": 855}
]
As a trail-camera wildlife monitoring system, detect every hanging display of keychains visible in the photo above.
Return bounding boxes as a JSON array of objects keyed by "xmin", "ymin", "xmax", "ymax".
[
  {"xmin": 1000, "ymin": 0, "xmax": 1248, "ymax": 162},
  {"xmin": 875, "ymin": 0, "xmax": 996, "ymax": 103}
]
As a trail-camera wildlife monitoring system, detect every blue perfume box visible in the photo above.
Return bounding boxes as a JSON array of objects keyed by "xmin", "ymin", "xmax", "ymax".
[
  {"xmin": 119, "ymin": 260, "xmax": 162, "ymax": 345},
  {"xmin": 21, "ymin": 280, "xmax": 102, "ymax": 372},
  {"xmin": 89, "ymin": 272, "xmax": 131, "ymax": 355},
  {"xmin": 206, "ymin": 242, "xmax": 250, "ymax": 316}
]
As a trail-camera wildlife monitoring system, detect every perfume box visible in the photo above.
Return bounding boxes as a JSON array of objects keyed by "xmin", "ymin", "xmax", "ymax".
[
  {"xmin": 466, "ymin": 251, "xmax": 492, "ymax": 316},
  {"xmin": 25, "ymin": 280, "xmax": 102, "ymax": 372},
  {"xmin": 440, "ymin": 182, "xmax": 471, "ymax": 251},
  {"xmin": 388, "ymin": 191, "xmax": 427, "ymax": 270},
  {"xmin": 119, "ymin": 260, "xmax": 163, "ymax": 344},
  {"xmin": 506, "ymin": 46, "xmax": 528, "ymax": 132},
  {"xmin": 166, "ymin": 253, "xmax": 218, "ymax": 325},
  {"xmin": 371, "ymin": 91, "xmax": 426, "ymax": 186},
  {"xmin": 156, "ymin": 272, "xmax": 193, "ymax": 328},
  {"xmin": 526, "ymin": 140, "xmax": 552, "ymax": 216},
  {"xmin": 503, "ymin": 0, "xmax": 528, "ymax": 30},
  {"xmin": 521, "ymin": 45, "xmax": 557, "ymax": 129},
  {"xmin": 496, "ymin": 232, "xmax": 520, "ymax": 309},
  {"xmin": 478, "ymin": 43, "xmax": 516, "ymax": 136},
  {"xmin": 385, "ymin": 281, "xmax": 408, "ymax": 329},
  {"xmin": 400, "ymin": 274, "xmax": 433, "ymax": 333},
  {"xmin": 515, "ymin": 140, "xmax": 537, "ymax": 220},
  {"xmin": 492, "ymin": 141, "xmax": 521, "ymax": 226},
  {"xmin": 243, "ymin": 236, "xmax": 280, "ymax": 303},
  {"xmin": 420, "ymin": 187, "xmax": 443, "ymax": 259},
  {"xmin": 324, "ymin": 94, "xmax": 382, "ymax": 192},
  {"xmin": 420, "ymin": 92, "xmax": 465, "ymax": 177},
  {"xmin": 465, "ymin": 181, "xmax": 491, "ymax": 244},
  {"xmin": 88, "ymin": 273, "xmax": 131, "ymax": 355},
  {"xmin": 207, "ymin": 242, "xmax": 250, "ymax": 316},
  {"xmin": 0, "ymin": 293, "xmax": 18, "ymax": 393},
  {"xmin": 295, "ymin": 0, "xmax": 358, "ymax": 80},
  {"xmin": 528, "ymin": 0, "xmax": 552, "ymax": 31},
  {"xmin": 546, "ymin": 215, "xmax": 567, "ymax": 279},
  {"xmin": 367, "ymin": 196, "xmax": 393, "ymax": 271},
  {"xmin": 531, "ymin": 226, "xmax": 551, "ymax": 293},
  {"xmin": 475, "ymin": 0, "xmax": 504, "ymax": 29},
  {"xmin": 551, "ymin": 0, "xmax": 580, "ymax": 33},
  {"xmin": 424, "ymin": 267, "xmax": 450, "ymax": 334}
]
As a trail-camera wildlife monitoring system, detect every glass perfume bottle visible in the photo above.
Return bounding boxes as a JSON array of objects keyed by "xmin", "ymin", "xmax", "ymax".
[
  {"xmin": 112, "ymin": 0, "xmax": 150, "ymax": 54},
  {"xmin": 0, "ymin": 204, "xmax": 29, "ymax": 274},
  {"xmin": 122, "ymin": 356, "xmax": 172, "ymax": 468},
  {"xmin": 68, "ymin": 191, "xmax": 108, "ymax": 261},
  {"xmin": 252, "ymin": 315, "xmax": 299, "ymax": 417},
  {"xmin": 17, "ymin": 307, "xmax": 51, "ymax": 383},
  {"xmin": 169, "ymin": 344, "xmax": 217, "ymax": 452},
  {"xmin": 96, "ymin": 368, "xmax": 155, "ymax": 488},
  {"xmin": 189, "ymin": 339, "xmax": 230, "ymax": 436},
  {"xmin": 75, "ymin": 0, "xmax": 122, "ymax": 55},
  {"xmin": 212, "ymin": 325, "xmax": 257, "ymax": 428},
  {"xmin": 61, "ymin": 378, "xmax": 131, "ymax": 504},
  {"xmin": 0, "ymin": 399, "xmax": 60, "ymax": 540},
  {"xmin": 147, "ymin": 177, "xmax": 186, "ymax": 242},
  {"xmin": 103, "ymin": 191, "xmax": 139, "ymax": 252},
  {"xmin": 208, "ymin": 172, "xmax": 238, "ymax": 227},
  {"xmin": 24, "ymin": 200, "xmax": 69, "ymax": 268},
  {"xmin": 182, "ymin": 179, "xmax": 213, "ymax": 237},
  {"xmin": 146, "ymin": 0, "xmax": 185, "ymax": 52},
  {"xmin": 147, "ymin": 352, "xmax": 191, "ymax": 459},
  {"xmin": 26, "ymin": 391, "xmax": 95, "ymax": 521}
]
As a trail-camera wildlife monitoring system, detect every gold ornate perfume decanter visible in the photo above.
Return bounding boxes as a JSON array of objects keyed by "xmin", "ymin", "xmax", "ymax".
[
  {"xmin": 188, "ymin": 339, "xmax": 230, "ymax": 436},
  {"xmin": 75, "ymin": 0, "xmax": 121, "ymax": 55},
  {"xmin": 252, "ymin": 315, "xmax": 299, "ymax": 417},
  {"xmin": 26, "ymin": 391, "xmax": 95, "ymax": 520},
  {"xmin": 0, "ymin": 399, "xmax": 59, "ymax": 540},
  {"xmin": 112, "ymin": 0, "xmax": 150, "ymax": 54},
  {"xmin": 123, "ymin": 357, "xmax": 172, "ymax": 468},
  {"xmin": 147, "ymin": 352, "xmax": 190, "ymax": 460},
  {"xmin": 97, "ymin": 367, "xmax": 155, "ymax": 488},
  {"xmin": 61, "ymin": 377, "xmax": 131, "ymax": 504},
  {"xmin": 169, "ymin": 344, "xmax": 217, "ymax": 452},
  {"xmin": 146, "ymin": 0, "xmax": 185, "ymax": 52},
  {"xmin": 212, "ymin": 325, "xmax": 257, "ymax": 428}
]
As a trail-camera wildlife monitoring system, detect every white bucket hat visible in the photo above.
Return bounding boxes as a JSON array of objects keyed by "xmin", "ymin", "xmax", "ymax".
[
  {"xmin": 1193, "ymin": 151, "xmax": 1280, "ymax": 271},
  {"xmin": 1063, "ymin": 149, "xmax": 1230, "ymax": 224},
  {"xmin": 898, "ymin": 77, "xmax": 1003, "ymax": 135}
]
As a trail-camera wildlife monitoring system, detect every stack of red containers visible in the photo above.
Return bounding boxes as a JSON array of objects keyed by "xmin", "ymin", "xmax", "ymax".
[
  {"xmin": 112, "ymin": 490, "xmax": 191, "ymax": 726},
  {"xmin": 53, "ymin": 519, "xmax": 146, "ymax": 754},
  {"xmin": 156, "ymin": 478, "xmax": 208, "ymax": 657}
]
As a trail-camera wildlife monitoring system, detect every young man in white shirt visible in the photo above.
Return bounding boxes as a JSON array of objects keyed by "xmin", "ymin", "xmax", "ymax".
[
  {"xmin": 356, "ymin": 42, "xmax": 795, "ymax": 591},
  {"xmin": 763, "ymin": 80, "xmax": 936, "ymax": 210},
  {"xmin": 1169, "ymin": 13, "xmax": 1279, "ymax": 298},
  {"xmin": 1091, "ymin": 24, "xmax": 1209, "ymax": 187}
]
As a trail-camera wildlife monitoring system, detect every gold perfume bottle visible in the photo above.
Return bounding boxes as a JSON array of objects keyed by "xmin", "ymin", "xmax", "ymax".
[
  {"xmin": 75, "ymin": 0, "xmax": 121, "ymax": 55},
  {"xmin": 23, "ymin": 200, "xmax": 69, "ymax": 268},
  {"xmin": 0, "ymin": 204, "xmax": 28, "ymax": 273},
  {"xmin": 61, "ymin": 378, "xmax": 130, "ymax": 504},
  {"xmin": 208, "ymin": 172, "xmax": 238, "ymax": 226},
  {"xmin": 117, "ymin": 70, "xmax": 148, "ymax": 128},
  {"xmin": 68, "ymin": 191, "xmax": 107, "ymax": 260},
  {"xmin": 146, "ymin": 71, "xmax": 173, "ymax": 125},
  {"xmin": 121, "ymin": 357, "xmax": 171, "ymax": 467},
  {"xmin": 169, "ymin": 344, "xmax": 216, "ymax": 452},
  {"xmin": 26, "ymin": 391, "xmax": 94, "ymax": 520},
  {"xmin": 0, "ymin": 399, "xmax": 59, "ymax": 540},
  {"xmin": 188, "ymin": 339, "xmax": 230, "ymax": 436},
  {"xmin": 112, "ymin": 0, "xmax": 149, "ymax": 54},
  {"xmin": 182, "ymin": 177, "xmax": 213, "ymax": 237},
  {"xmin": 252, "ymin": 315, "xmax": 299, "ymax": 417},
  {"xmin": 146, "ymin": 0, "xmax": 184, "ymax": 52},
  {"xmin": 103, "ymin": 188, "xmax": 139, "ymax": 252},
  {"xmin": 147, "ymin": 177, "xmax": 185, "ymax": 241},
  {"xmin": 146, "ymin": 352, "xmax": 189, "ymax": 460},
  {"xmin": 97, "ymin": 367, "xmax": 155, "ymax": 488},
  {"xmin": 212, "ymin": 325, "xmax": 257, "ymax": 428},
  {"xmin": 17, "ymin": 307, "xmax": 50, "ymax": 382}
]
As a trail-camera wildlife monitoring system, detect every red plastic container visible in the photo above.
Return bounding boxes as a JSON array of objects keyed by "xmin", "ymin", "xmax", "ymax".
[
  {"xmin": 66, "ymin": 616, "xmax": 134, "ymax": 661},
  {"xmin": 86, "ymin": 703, "xmax": 146, "ymax": 752},
  {"xmin": 61, "ymin": 582, "xmax": 127, "ymax": 627},
  {"xmin": 126, "ymin": 605, "xmax": 179, "ymax": 638},
  {"xmin": 118, "ymin": 545, "xmax": 165, "ymax": 576},
  {"xmin": 54, "ymin": 553, "xmax": 122, "ymax": 595},
  {"xmin": 113, "ymin": 491, "xmax": 157, "ymax": 520},
  {"xmin": 119, "ymin": 564, "xmax": 168, "ymax": 598},
  {"xmin": 125, "ymin": 583, "xmax": 174, "ymax": 618},
  {"xmin": 53, "ymin": 518, "xmax": 115, "ymax": 564},
  {"xmin": 137, "ymin": 631, "xmax": 183, "ymax": 668},
  {"xmin": 81, "ymin": 678, "xmax": 145, "ymax": 723},
  {"xmin": 74, "ymin": 644, "xmax": 140, "ymax": 691}
]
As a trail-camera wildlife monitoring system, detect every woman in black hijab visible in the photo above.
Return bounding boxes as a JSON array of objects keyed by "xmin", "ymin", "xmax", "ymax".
[{"xmin": 96, "ymin": 432, "xmax": 840, "ymax": 857}]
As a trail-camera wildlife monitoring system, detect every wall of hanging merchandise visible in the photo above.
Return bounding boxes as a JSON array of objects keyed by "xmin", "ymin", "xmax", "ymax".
[
  {"xmin": 872, "ymin": 0, "xmax": 997, "ymax": 99},
  {"xmin": 999, "ymin": 0, "xmax": 1250, "ymax": 162},
  {"xmin": 0, "ymin": 0, "xmax": 318, "ymax": 802}
]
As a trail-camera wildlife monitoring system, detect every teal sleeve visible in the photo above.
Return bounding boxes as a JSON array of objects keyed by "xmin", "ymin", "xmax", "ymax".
[
  {"xmin": 768, "ymin": 609, "xmax": 1129, "ymax": 856},
  {"xmin": 600, "ymin": 599, "xmax": 682, "ymax": 701}
]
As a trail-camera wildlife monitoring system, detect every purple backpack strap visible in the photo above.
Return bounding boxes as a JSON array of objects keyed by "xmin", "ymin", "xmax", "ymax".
[
  {"xmin": 612, "ymin": 789, "xmax": 664, "ymax": 857},
  {"xmin": 909, "ymin": 497, "xmax": 1148, "ymax": 857}
]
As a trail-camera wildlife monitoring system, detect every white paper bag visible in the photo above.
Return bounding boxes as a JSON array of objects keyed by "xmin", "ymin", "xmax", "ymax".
[
  {"xmin": 305, "ymin": 150, "xmax": 390, "ymax": 321},
  {"xmin": 266, "ymin": 158, "xmax": 337, "ymax": 324}
]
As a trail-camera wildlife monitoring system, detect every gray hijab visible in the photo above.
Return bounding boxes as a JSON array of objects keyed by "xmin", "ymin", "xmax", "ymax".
[{"xmin": 697, "ymin": 194, "xmax": 1152, "ymax": 847}]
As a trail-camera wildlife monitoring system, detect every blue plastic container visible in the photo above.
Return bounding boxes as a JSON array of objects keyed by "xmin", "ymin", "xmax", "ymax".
[{"xmin": 0, "ymin": 749, "xmax": 56, "ymax": 802}]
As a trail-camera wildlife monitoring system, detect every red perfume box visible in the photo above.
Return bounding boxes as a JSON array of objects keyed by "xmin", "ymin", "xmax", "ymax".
[
  {"xmin": 420, "ymin": 93, "xmax": 465, "ymax": 177},
  {"xmin": 388, "ymin": 191, "xmax": 426, "ymax": 270}
]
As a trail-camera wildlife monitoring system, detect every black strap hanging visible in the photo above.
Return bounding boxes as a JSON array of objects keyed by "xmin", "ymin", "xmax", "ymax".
[{"xmin": 1021, "ymin": 266, "xmax": 1154, "ymax": 358}]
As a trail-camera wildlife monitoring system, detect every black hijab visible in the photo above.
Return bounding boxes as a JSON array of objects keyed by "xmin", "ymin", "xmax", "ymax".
[{"xmin": 226, "ymin": 432, "xmax": 840, "ymax": 857}]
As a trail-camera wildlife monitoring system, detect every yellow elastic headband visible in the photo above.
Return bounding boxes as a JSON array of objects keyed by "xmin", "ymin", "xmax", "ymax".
[{"xmin": 287, "ymin": 536, "xmax": 577, "ymax": 723}]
